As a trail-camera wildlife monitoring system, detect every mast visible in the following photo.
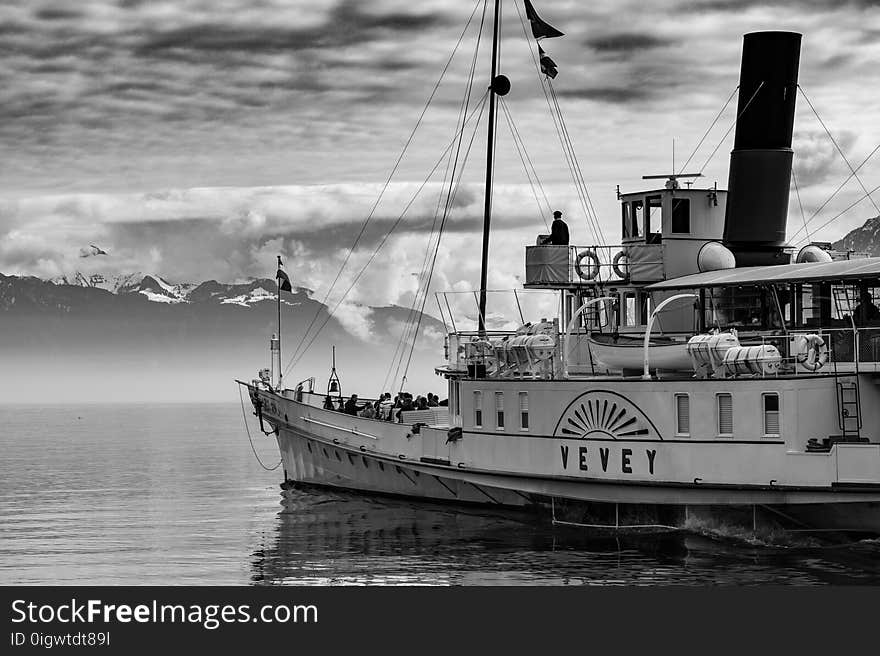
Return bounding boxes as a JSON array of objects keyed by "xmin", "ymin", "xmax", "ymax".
[
  {"xmin": 478, "ymin": 0, "xmax": 502, "ymax": 335},
  {"xmin": 276, "ymin": 254, "xmax": 283, "ymax": 389}
]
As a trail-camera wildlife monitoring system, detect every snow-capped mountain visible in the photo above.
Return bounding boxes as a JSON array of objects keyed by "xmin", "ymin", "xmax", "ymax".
[{"xmin": 42, "ymin": 272, "xmax": 294, "ymax": 307}]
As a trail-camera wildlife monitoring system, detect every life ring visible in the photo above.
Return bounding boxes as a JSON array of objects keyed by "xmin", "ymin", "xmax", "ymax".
[
  {"xmin": 611, "ymin": 251, "xmax": 629, "ymax": 279},
  {"xmin": 575, "ymin": 250, "xmax": 600, "ymax": 280},
  {"xmin": 796, "ymin": 334, "xmax": 828, "ymax": 371}
]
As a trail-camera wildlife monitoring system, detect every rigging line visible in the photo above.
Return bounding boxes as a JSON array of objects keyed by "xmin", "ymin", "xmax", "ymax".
[
  {"xmin": 538, "ymin": 74, "xmax": 595, "ymax": 243},
  {"xmin": 238, "ymin": 385, "xmax": 282, "ymax": 471},
  {"xmin": 677, "ymin": 86, "xmax": 739, "ymax": 175},
  {"xmin": 698, "ymin": 81, "xmax": 765, "ymax": 175},
  {"xmin": 798, "ymin": 85, "xmax": 880, "ymax": 217},
  {"xmin": 291, "ymin": 93, "xmax": 489, "ymax": 380},
  {"xmin": 395, "ymin": 89, "xmax": 489, "ymax": 389},
  {"xmin": 397, "ymin": 87, "xmax": 490, "ymax": 389},
  {"xmin": 400, "ymin": 92, "xmax": 490, "ymax": 387},
  {"xmin": 499, "ymin": 98, "xmax": 551, "ymax": 227},
  {"xmin": 287, "ymin": 0, "xmax": 485, "ymax": 367},
  {"xmin": 384, "ymin": 7, "xmax": 488, "ymax": 392},
  {"xmin": 547, "ymin": 80, "xmax": 606, "ymax": 251},
  {"xmin": 788, "ymin": 141, "xmax": 880, "ymax": 242},
  {"xmin": 791, "ymin": 167, "xmax": 811, "ymax": 244},
  {"xmin": 500, "ymin": 97, "xmax": 552, "ymax": 222},
  {"xmin": 512, "ymin": 0, "xmax": 601, "ymax": 247},
  {"xmin": 548, "ymin": 80, "xmax": 606, "ymax": 247},
  {"xmin": 285, "ymin": 92, "xmax": 491, "ymax": 376},
  {"xmin": 793, "ymin": 180, "xmax": 880, "ymax": 247},
  {"xmin": 513, "ymin": 0, "xmax": 605, "ymax": 249}
]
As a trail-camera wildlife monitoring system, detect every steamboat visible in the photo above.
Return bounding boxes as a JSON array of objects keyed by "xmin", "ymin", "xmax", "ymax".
[{"xmin": 239, "ymin": 2, "xmax": 880, "ymax": 535}]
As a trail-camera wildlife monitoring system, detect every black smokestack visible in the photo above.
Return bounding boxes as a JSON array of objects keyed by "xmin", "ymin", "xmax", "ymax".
[{"xmin": 723, "ymin": 31, "xmax": 801, "ymax": 264}]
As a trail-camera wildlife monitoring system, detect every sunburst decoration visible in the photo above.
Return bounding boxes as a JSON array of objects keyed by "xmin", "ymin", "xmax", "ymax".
[{"xmin": 555, "ymin": 391, "xmax": 660, "ymax": 440}]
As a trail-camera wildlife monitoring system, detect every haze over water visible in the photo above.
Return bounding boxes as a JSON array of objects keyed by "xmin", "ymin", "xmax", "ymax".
[{"xmin": 2, "ymin": 403, "xmax": 879, "ymax": 586}]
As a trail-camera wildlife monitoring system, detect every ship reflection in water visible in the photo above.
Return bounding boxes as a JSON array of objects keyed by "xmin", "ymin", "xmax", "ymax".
[{"xmin": 251, "ymin": 489, "xmax": 880, "ymax": 585}]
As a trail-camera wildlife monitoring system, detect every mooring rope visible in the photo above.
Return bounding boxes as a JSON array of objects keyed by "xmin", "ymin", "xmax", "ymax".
[{"xmin": 237, "ymin": 385, "xmax": 282, "ymax": 472}]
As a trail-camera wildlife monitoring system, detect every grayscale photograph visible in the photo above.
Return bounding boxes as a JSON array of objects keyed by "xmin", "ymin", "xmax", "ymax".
[{"xmin": 3, "ymin": 0, "xmax": 880, "ymax": 592}]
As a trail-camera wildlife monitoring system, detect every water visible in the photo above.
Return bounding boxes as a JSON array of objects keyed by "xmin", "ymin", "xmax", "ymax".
[{"xmin": 2, "ymin": 403, "xmax": 879, "ymax": 585}]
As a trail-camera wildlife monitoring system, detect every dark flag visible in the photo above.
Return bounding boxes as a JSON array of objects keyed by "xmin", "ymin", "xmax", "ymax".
[
  {"xmin": 524, "ymin": 0, "xmax": 564, "ymax": 39},
  {"xmin": 276, "ymin": 256, "xmax": 292, "ymax": 293},
  {"xmin": 539, "ymin": 46, "xmax": 558, "ymax": 78}
]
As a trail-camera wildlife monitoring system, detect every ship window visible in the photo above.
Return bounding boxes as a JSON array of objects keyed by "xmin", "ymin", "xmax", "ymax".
[
  {"xmin": 675, "ymin": 394, "xmax": 690, "ymax": 435},
  {"xmin": 452, "ymin": 382, "xmax": 461, "ymax": 417},
  {"xmin": 717, "ymin": 393, "xmax": 733, "ymax": 436},
  {"xmin": 474, "ymin": 391, "xmax": 482, "ymax": 428},
  {"xmin": 672, "ymin": 198, "xmax": 690, "ymax": 234},
  {"xmin": 519, "ymin": 392, "xmax": 529, "ymax": 430},
  {"xmin": 495, "ymin": 391, "xmax": 505, "ymax": 430},
  {"xmin": 763, "ymin": 393, "xmax": 780, "ymax": 436},
  {"xmin": 631, "ymin": 199, "xmax": 644, "ymax": 238},
  {"xmin": 704, "ymin": 286, "xmax": 771, "ymax": 330},
  {"xmin": 622, "ymin": 202, "xmax": 633, "ymax": 239},
  {"xmin": 647, "ymin": 195, "xmax": 662, "ymax": 242}
]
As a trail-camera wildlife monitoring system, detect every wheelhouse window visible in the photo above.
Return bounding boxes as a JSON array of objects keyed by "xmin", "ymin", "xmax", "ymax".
[
  {"xmin": 631, "ymin": 199, "xmax": 644, "ymax": 238},
  {"xmin": 717, "ymin": 393, "xmax": 733, "ymax": 436},
  {"xmin": 646, "ymin": 195, "xmax": 662, "ymax": 243},
  {"xmin": 763, "ymin": 393, "xmax": 780, "ymax": 436},
  {"xmin": 519, "ymin": 392, "xmax": 529, "ymax": 430},
  {"xmin": 675, "ymin": 394, "xmax": 690, "ymax": 436},
  {"xmin": 451, "ymin": 381, "xmax": 461, "ymax": 418},
  {"xmin": 495, "ymin": 391, "xmax": 505, "ymax": 430},
  {"xmin": 622, "ymin": 202, "xmax": 633, "ymax": 239},
  {"xmin": 671, "ymin": 198, "xmax": 690, "ymax": 234},
  {"xmin": 473, "ymin": 391, "xmax": 482, "ymax": 428}
]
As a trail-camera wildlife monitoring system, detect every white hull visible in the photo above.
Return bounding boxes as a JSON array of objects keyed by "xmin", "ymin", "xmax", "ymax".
[{"xmin": 248, "ymin": 385, "xmax": 880, "ymax": 534}]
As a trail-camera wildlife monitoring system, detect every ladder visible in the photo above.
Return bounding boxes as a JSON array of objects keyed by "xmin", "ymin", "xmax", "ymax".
[{"xmin": 836, "ymin": 378, "xmax": 862, "ymax": 440}]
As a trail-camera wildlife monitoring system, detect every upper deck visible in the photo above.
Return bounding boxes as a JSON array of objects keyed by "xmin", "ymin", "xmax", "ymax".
[{"xmin": 525, "ymin": 184, "xmax": 730, "ymax": 288}]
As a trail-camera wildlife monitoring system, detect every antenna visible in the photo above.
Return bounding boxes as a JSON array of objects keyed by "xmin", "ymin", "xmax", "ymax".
[{"xmin": 642, "ymin": 172, "xmax": 703, "ymax": 190}]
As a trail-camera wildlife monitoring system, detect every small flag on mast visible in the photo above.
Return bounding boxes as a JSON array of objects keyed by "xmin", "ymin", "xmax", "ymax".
[
  {"xmin": 539, "ymin": 46, "xmax": 558, "ymax": 78},
  {"xmin": 276, "ymin": 256, "xmax": 292, "ymax": 293},
  {"xmin": 524, "ymin": 0, "xmax": 564, "ymax": 40}
]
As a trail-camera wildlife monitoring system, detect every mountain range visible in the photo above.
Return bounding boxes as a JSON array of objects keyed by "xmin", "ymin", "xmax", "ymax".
[
  {"xmin": 0, "ymin": 272, "xmax": 447, "ymax": 404},
  {"xmin": 832, "ymin": 216, "xmax": 880, "ymax": 256}
]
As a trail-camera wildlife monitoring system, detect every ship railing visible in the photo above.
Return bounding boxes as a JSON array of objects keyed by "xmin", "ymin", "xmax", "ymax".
[
  {"xmin": 434, "ymin": 288, "xmax": 559, "ymax": 334},
  {"xmin": 524, "ymin": 243, "xmax": 665, "ymax": 287},
  {"xmin": 445, "ymin": 329, "xmax": 562, "ymax": 379},
  {"xmin": 745, "ymin": 326, "xmax": 880, "ymax": 376}
]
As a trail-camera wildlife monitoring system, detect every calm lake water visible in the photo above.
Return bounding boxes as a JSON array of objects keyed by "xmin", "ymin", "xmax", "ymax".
[{"xmin": 2, "ymin": 403, "xmax": 879, "ymax": 585}]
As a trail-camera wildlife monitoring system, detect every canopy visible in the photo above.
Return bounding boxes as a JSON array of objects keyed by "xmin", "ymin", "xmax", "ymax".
[{"xmin": 647, "ymin": 257, "xmax": 880, "ymax": 290}]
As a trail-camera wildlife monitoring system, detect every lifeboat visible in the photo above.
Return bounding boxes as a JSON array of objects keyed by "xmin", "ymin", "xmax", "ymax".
[{"xmin": 588, "ymin": 333, "xmax": 692, "ymax": 371}]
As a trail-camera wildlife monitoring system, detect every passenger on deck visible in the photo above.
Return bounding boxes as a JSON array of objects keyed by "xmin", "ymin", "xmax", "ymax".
[
  {"xmin": 336, "ymin": 397, "xmax": 345, "ymax": 412},
  {"xmin": 360, "ymin": 403, "xmax": 376, "ymax": 419},
  {"xmin": 323, "ymin": 395, "xmax": 334, "ymax": 410},
  {"xmin": 416, "ymin": 396, "xmax": 428, "ymax": 410},
  {"xmin": 344, "ymin": 394, "xmax": 367, "ymax": 415},
  {"xmin": 427, "ymin": 393, "xmax": 439, "ymax": 407},
  {"xmin": 378, "ymin": 393, "xmax": 393, "ymax": 420},
  {"xmin": 540, "ymin": 210, "xmax": 569, "ymax": 245},
  {"xmin": 854, "ymin": 291, "xmax": 880, "ymax": 325}
]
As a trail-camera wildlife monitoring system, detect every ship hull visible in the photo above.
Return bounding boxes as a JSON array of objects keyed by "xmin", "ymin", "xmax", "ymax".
[
  {"xmin": 244, "ymin": 383, "xmax": 880, "ymax": 535},
  {"xmin": 264, "ymin": 411, "xmax": 880, "ymax": 536}
]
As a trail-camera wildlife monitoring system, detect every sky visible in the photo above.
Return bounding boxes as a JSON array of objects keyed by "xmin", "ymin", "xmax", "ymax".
[{"xmin": 2, "ymin": 0, "xmax": 880, "ymax": 337}]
